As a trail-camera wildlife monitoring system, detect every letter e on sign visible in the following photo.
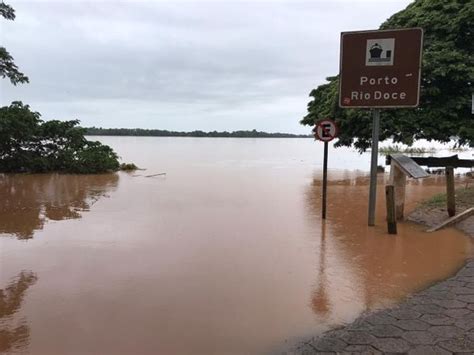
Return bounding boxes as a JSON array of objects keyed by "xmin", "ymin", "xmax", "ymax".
[{"xmin": 314, "ymin": 119, "xmax": 338, "ymax": 142}]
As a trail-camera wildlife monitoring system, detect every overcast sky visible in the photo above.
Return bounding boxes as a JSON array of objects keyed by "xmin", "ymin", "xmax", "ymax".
[{"xmin": 1, "ymin": 0, "xmax": 412, "ymax": 133}]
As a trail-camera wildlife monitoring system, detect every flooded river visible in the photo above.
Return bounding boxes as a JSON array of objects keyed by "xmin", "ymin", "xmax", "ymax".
[{"xmin": 0, "ymin": 138, "xmax": 472, "ymax": 354}]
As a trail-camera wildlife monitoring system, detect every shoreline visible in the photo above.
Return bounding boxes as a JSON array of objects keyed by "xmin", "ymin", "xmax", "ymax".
[
  {"xmin": 292, "ymin": 196, "xmax": 474, "ymax": 354},
  {"xmin": 407, "ymin": 190, "xmax": 474, "ymax": 238},
  {"xmin": 293, "ymin": 259, "xmax": 474, "ymax": 354}
]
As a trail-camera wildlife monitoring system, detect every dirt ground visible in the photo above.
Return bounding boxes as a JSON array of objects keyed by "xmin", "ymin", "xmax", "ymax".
[{"xmin": 408, "ymin": 185, "xmax": 474, "ymax": 237}]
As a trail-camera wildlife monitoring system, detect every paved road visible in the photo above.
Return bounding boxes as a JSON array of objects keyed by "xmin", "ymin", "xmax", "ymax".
[{"xmin": 295, "ymin": 259, "xmax": 474, "ymax": 354}]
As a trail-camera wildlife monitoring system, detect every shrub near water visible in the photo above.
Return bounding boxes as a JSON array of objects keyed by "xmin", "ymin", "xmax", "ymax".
[
  {"xmin": 119, "ymin": 163, "xmax": 139, "ymax": 171},
  {"xmin": 0, "ymin": 102, "xmax": 120, "ymax": 173}
]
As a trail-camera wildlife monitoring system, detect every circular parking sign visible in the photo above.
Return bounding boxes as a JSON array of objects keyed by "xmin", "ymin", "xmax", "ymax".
[{"xmin": 314, "ymin": 119, "xmax": 338, "ymax": 142}]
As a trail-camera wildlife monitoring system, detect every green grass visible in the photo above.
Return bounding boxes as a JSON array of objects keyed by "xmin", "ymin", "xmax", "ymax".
[
  {"xmin": 455, "ymin": 185, "xmax": 474, "ymax": 207},
  {"xmin": 421, "ymin": 185, "xmax": 474, "ymax": 209},
  {"xmin": 421, "ymin": 192, "xmax": 447, "ymax": 208}
]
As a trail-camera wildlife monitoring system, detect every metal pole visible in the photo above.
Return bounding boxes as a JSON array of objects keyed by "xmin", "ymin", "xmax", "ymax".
[
  {"xmin": 322, "ymin": 141, "xmax": 328, "ymax": 219},
  {"xmin": 368, "ymin": 109, "xmax": 380, "ymax": 226}
]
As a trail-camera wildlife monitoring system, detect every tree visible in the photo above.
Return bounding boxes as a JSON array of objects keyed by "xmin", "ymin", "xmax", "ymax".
[
  {"xmin": 1, "ymin": 2, "xmax": 29, "ymax": 85},
  {"xmin": 301, "ymin": 0, "xmax": 473, "ymax": 151},
  {"xmin": 0, "ymin": 102, "xmax": 120, "ymax": 173}
]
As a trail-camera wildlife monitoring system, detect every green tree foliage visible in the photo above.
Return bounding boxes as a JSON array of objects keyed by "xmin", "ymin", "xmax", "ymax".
[
  {"xmin": 1, "ymin": 2, "xmax": 29, "ymax": 85},
  {"xmin": 0, "ymin": 2, "xmax": 15, "ymax": 19},
  {"xmin": 0, "ymin": 102, "xmax": 120, "ymax": 173},
  {"xmin": 301, "ymin": 0, "xmax": 473, "ymax": 151}
]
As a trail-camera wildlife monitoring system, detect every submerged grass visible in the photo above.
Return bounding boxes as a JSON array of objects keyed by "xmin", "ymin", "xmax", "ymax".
[
  {"xmin": 379, "ymin": 144, "xmax": 437, "ymax": 156},
  {"xmin": 449, "ymin": 146, "xmax": 470, "ymax": 152},
  {"xmin": 119, "ymin": 163, "xmax": 140, "ymax": 171}
]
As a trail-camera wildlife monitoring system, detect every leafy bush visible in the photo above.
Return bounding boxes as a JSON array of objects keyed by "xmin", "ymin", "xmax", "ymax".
[
  {"xmin": 0, "ymin": 102, "xmax": 120, "ymax": 173},
  {"xmin": 69, "ymin": 142, "xmax": 120, "ymax": 174},
  {"xmin": 119, "ymin": 163, "xmax": 139, "ymax": 171}
]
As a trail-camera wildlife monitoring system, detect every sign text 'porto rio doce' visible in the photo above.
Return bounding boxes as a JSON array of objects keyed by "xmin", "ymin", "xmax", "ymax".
[{"xmin": 339, "ymin": 28, "xmax": 423, "ymax": 108}]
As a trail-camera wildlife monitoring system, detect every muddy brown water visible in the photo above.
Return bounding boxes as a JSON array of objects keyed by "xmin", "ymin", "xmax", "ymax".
[{"xmin": 0, "ymin": 138, "xmax": 472, "ymax": 354}]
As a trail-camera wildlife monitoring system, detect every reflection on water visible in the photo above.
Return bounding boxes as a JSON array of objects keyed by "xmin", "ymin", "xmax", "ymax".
[
  {"xmin": 0, "ymin": 271, "xmax": 38, "ymax": 353},
  {"xmin": 306, "ymin": 174, "xmax": 472, "ymax": 323},
  {"xmin": 0, "ymin": 173, "xmax": 119, "ymax": 239},
  {"xmin": 311, "ymin": 221, "xmax": 330, "ymax": 317}
]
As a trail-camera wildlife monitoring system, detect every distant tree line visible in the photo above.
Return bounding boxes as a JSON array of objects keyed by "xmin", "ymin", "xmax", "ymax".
[{"xmin": 84, "ymin": 127, "xmax": 312, "ymax": 138}]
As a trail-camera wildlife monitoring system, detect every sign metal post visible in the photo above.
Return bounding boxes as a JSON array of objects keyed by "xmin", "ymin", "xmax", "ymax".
[
  {"xmin": 338, "ymin": 28, "xmax": 423, "ymax": 226},
  {"xmin": 322, "ymin": 140, "xmax": 328, "ymax": 219},
  {"xmin": 368, "ymin": 108, "xmax": 380, "ymax": 226}
]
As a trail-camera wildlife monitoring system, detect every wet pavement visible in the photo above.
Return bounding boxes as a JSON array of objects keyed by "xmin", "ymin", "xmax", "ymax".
[{"xmin": 295, "ymin": 214, "xmax": 474, "ymax": 355}]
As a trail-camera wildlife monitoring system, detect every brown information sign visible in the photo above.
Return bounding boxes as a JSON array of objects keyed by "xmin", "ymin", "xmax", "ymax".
[{"xmin": 339, "ymin": 28, "xmax": 423, "ymax": 108}]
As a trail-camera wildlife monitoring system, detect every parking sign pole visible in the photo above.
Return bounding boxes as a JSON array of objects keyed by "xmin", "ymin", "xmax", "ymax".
[
  {"xmin": 322, "ymin": 141, "xmax": 328, "ymax": 219},
  {"xmin": 314, "ymin": 119, "xmax": 338, "ymax": 220},
  {"xmin": 368, "ymin": 108, "xmax": 380, "ymax": 226}
]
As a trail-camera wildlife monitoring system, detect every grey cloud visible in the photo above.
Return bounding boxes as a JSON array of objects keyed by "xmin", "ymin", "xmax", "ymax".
[{"xmin": 1, "ymin": 0, "xmax": 412, "ymax": 133}]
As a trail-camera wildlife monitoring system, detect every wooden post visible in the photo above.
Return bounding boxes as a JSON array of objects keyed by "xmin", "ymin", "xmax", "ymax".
[
  {"xmin": 389, "ymin": 161, "xmax": 407, "ymax": 220},
  {"xmin": 386, "ymin": 185, "xmax": 397, "ymax": 234},
  {"xmin": 446, "ymin": 166, "xmax": 455, "ymax": 217}
]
